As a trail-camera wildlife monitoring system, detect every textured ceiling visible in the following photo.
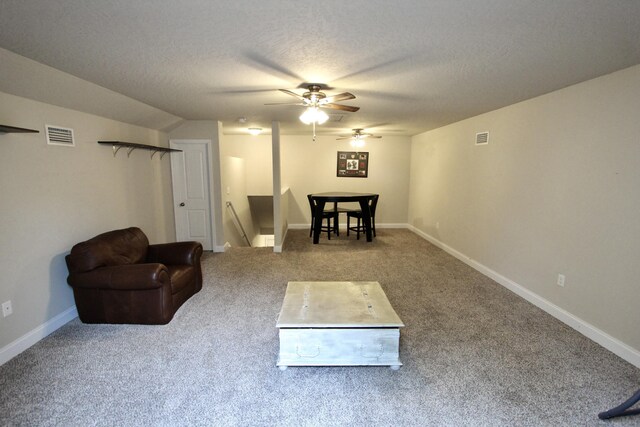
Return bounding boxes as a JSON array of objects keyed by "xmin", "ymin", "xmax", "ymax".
[{"xmin": 1, "ymin": 0, "xmax": 639, "ymax": 136}]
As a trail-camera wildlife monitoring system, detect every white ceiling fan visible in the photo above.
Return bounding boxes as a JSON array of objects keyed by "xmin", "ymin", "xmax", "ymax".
[
  {"xmin": 266, "ymin": 84, "xmax": 360, "ymax": 140},
  {"xmin": 336, "ymin": 128, "xmax": 382, "ymax": 147},
  {"xmin": 266, "ymin": 84, "xmax": 360, "ymax": 113}
]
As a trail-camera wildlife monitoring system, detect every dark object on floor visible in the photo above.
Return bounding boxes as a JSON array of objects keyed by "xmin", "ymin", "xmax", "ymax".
[
  {"xmin": 307, "ymin": 194, "xmax": 338, "ymax": 239},
  {"xmin": 65, "ymin": 227, "xmax": 203, "ymax": 324},
  {"xmin": 598, "ymin": 389, "xmax": 640, "ymax": 419},
  {"xmin": 347, "ymin": 194, "xmax": 379, "ymax": 239}
]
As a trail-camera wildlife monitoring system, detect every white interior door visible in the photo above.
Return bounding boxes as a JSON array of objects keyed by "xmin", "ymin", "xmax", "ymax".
[{"xmin": 170, "ymin": 140, "xmax": 213, "ymax": 250}]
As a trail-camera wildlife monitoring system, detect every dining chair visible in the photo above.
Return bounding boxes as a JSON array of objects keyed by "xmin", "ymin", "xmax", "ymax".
[
  {"xmin": 307, "ymin": 195, "xmax": 339, "ymax": 240},
  {"xmin": 346, "ymin": 194, "xmax": 379, "ymax": 240},
  {"xmin": 331, "ymin": 202, "xmax": 353, "ymax": 236}
]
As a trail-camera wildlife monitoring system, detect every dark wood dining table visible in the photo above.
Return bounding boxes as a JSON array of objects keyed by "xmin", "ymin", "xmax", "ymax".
[{"xmin": 309, "ymin": 192, "xmax": 378, "ymax": 244}]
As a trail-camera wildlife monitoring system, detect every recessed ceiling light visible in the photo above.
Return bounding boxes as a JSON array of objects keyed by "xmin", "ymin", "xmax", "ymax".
[{"xmin": 248, "ymin": 128, "xmax": 262, "ymax": 135}]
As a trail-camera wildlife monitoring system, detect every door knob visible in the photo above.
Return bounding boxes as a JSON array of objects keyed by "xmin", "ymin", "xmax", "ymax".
[{"xmin": 179, "ymin": 202, "xmax": 185, "ymax": 207}]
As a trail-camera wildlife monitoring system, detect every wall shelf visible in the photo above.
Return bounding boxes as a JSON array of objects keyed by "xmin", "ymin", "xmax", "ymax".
[
  {"xmin": 98, "ymin": 141, "xmax": 182, "ymax": 159},
  {"xmin": 0, "ymin": 124, "xmax": 40, "ymax": 134}
]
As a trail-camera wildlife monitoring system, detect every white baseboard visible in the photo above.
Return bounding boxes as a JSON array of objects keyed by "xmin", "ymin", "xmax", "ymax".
[
  {"xmin": 288, "ymin": 223, "xmax": 308, "ymax": 230},
  {"xmin": 0, "ymin": 306, "xmax": 78, "ymax": 366},
  {"xmin": 288, "ymin": 223, "xmax": 406, "ymax": 230},
  {"xmin": 408, "ymin": 225, "xmax": 640, "ymax": 369},
  {"xmin": 376, "ymin": 223, "xmax": 408, "ymax": 229}
]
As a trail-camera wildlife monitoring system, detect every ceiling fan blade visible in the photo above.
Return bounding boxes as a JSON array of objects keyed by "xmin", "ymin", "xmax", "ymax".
[
  {"xmin": 321, "ymin": 103, "xmax": 360, "ymax": 112},
  {"xmin": 264, "ymin": 101, "xmax": 305, "ymax": 106},
  {"xmin": 279, "ymin": 89, "xmax": 304, "ymax": 99},
  {"xmin": 322, "ymin": 92, "xmax": 355, "ymax": 104},
  {"xmin": 336, "ymin": 136, "xmax": 352, "ymax": 140}
]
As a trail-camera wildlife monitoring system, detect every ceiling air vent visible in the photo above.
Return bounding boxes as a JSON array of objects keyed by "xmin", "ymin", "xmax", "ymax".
[
  {"xmin": 46, "ymin": 125, "xmax": 75, "ymax": 147},
  {"xmin": 475, "ymin": 131, "xmax": 489, "ymax": 145}
]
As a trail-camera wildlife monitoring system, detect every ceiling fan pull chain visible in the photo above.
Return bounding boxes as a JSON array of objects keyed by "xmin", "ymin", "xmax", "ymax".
[{"xmin": 312, "ymin": 121, "xmax": 317, "ymax": 142}]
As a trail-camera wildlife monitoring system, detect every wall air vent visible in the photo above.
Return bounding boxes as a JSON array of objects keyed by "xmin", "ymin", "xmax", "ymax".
[
  {"xmin": 46, "ymin": 125, "xmax": 75, "ymax": 147},
  {"xmin": 475, "ymin": 131, "xmax": 489, "ymax": 145}
]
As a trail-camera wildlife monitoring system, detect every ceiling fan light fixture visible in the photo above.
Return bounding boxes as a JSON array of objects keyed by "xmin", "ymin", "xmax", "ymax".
[
  {"xmin": 247, "ymin": 127, "xmax": 262, "ymax": 135},
  {"xmin": 350, "ymin": 136, "xmax": 365, "ymax": 147},
  {"xmin": 339, "ymin": 128, "xmax": 381, "ymax": 145},
  {"xmin": 299, "ymin": 106, "xmax": 329, "ymax": 125}
]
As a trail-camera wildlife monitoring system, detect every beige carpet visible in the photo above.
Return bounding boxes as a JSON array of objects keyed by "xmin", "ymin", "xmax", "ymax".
[{"xmin": 1, "ymin": 229, "xmax": 638, "ymax": 426}]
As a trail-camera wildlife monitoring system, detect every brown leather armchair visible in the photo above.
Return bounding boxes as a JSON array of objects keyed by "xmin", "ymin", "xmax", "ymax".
[{"xmin": 65, "ymin": 227, "xmax": 203, "ymax": 324}]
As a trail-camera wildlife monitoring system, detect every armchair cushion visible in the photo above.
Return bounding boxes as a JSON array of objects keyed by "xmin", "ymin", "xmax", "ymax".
[{"xmin": 66, "ymin": 227, "xmax": 149, "ymax": 274}]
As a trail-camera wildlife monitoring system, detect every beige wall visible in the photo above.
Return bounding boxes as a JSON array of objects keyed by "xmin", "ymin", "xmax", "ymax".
[
  {"xmin": 221, "ymin": 156, "xmax": 256, "ymax": 247},
  {"xmin": 408, "ymin": 65, "xmax": 640, "ymax": 355},
  {"xmin": 221, "ymin": 134, "xmax": 273, "ymax": 195},
  {"xmin": 0, "ymin": 91, "xmax": 175, "ymax": 351},
  {"xmin": 221, "ymin": 133, "xmax": 412, "ymax": 230},
  {"xmin": 220, "ymin": 134, "xmax": 274, "ymax": 248},
  {"xmin": 282, "ymin": 134, "xmax": 412, "ymax": 226}
]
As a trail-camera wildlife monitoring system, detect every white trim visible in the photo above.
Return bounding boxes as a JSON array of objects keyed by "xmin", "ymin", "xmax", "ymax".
[
  {"xmin": 271, "ymin": 122, "xmax": 283, "ymax": 251},
  {"xmin": 288, "ymin": 223, "xmax": 309, "ymax": 230},
  {"xmin": 374, "ymin": 223, "xmax": 407, "ymax": 229},
  {"xmin": 169, "ymin": 139, "xmax": 215, "ymax": 251},
  {"xmin": 274, "ymin": 226, "xmax": 288, "ymax": 253},
  {"xmin": 288, "ymin": 223, "xmax": 407, "ymax": 230},
  {"xmin": 408, "ymin": 225, "xmax": 640, "ymax": 369},
  {"xmin": 0, "ymin": 306, "xmax": 78, "ymax": 366}
]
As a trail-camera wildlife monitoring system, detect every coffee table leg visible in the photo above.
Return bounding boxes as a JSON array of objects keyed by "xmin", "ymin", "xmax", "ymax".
[
  {"xmin": 390, "ymin": 365, "xmax": 401, "ymax": 370},
  {"xmin": 279, "ymin": 365, "xmax": 288, "ymax": 371}
]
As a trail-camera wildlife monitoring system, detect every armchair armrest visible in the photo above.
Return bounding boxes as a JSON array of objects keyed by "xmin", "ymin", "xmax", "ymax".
[
  {"xmin": 146, "ymin": 241, "xmax": 203, "ymax": 265},
  {"xmin": 67, "ymin": 263, "xmax": 169, "ymax": 291}
]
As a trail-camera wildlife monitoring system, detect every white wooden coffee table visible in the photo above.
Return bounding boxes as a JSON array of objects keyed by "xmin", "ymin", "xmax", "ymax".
[{"xmin": 276, "ymin": 281, "xmax": 404, "ymax": 370}]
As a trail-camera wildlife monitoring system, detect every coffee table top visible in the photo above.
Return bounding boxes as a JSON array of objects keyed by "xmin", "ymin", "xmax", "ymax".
[{"xmin": 276, "ymin": 281, "xmax": 404, "ymax": 328}]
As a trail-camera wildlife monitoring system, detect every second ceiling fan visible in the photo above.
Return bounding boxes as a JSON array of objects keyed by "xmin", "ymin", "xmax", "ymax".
[{"xmin": 337, "ymin": 128, "xmax": 382, "ymax": 147}]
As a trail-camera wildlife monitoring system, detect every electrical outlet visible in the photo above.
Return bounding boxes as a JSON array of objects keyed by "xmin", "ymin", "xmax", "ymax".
[
  {"xmin": 2, "ymin": 300, "xmax": 12, "ymax": 317},
  {"xmin": 557, "ymin": 274, "xmax": 565, "ymax": 287}
]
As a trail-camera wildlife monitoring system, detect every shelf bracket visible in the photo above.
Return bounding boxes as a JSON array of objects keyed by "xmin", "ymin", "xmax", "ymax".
[
  {"xmin": 112, "ymin": 145, "xmax": 124, "ymax": 157},
  {"xmin": 126, "ymin": 147, "xmax": 136, "ymax": 157},
  {"xmin": 150, "ymin": 149, "xmax": 167, "ymax": 160}
]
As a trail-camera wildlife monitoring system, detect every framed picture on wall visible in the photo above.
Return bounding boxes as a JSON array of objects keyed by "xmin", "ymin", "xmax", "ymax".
[{"xmin": 337, "ymin": 151, "xmax": 368, "ymax": 178}]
